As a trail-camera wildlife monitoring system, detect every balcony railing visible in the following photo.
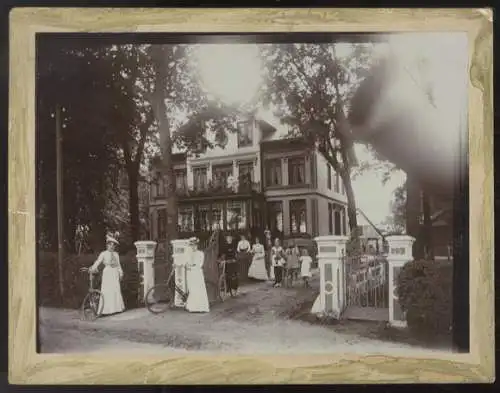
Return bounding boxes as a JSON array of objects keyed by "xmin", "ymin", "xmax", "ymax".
[{"xmin": 175, "ymin": 179, "xmax": 261, "ymax": 198}]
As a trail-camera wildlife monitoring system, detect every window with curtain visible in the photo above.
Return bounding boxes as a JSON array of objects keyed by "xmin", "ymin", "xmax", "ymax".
[
  {"xmin": 157, "ymin": 208, "xmax": 167, "ymax": 240},
  {"xmin": 238, "ymin": 162, "xmax": 254, "ymax": 184},
  {"xmin": 334, "ymin": 209, "xmax": 342, "ymax": 235},
  {"xmin": 174, "ymin": 169, "xmax": 187, "ymax": 193},
  {"xmin": 212, "ymin": 164, "xmax": 233, "ymax": 188},
  {"xmin": 178, "ymin": 205, "xmax": 194, "ymax": 232},
  {"xmin": 267, "ymin": 201, "xmax": 283, "ymax": 233},
  {"xmin": 290, "ymin": 199, "xmax": 307, "ymax": 234},
  {"xmin": 226, "ymin": 200, "xmax": 247, "ymax": 230},
  {"xmin": 288, "ymin": 157, "xmax": 306, "ymax": 185},
  {"xmin": 156, "ymin": 172, "xmax": 165, "ymax": 197},
  {"xmin": 211, "ymin": 203, "xmax": 224, "ymax": 230},
  {"xmin": 237, "ymin": 121, "xmax": 253, "ymax": 147},
  {"xmin": 265, "ymin": 159, "xmax": 282, "ymax": 186},
  {"xmin": 197, "ymin": 204, "xmax": 210, "ymax": 232},
  {"xmin": 328, "ymin": 203, "xmax": 333, "ymax": 234},
  {"xmin": 193, "ymin": 167, "xmax": 208, "ymax": 191}
]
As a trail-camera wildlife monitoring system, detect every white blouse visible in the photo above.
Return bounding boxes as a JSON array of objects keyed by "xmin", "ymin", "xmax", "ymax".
[
  {"xmin": 91, "ymin": 250, "xmax": 123, "ymax": 274},
  {"xmin": 237, "ymin": 240, "xmax": 251, "ymax": 252},
  {"xmin": 251, "ymin": 243, "xmax": 265, "ymax": 258}
]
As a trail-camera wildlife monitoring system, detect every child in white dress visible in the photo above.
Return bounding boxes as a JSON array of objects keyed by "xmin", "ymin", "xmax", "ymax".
[
  {"xmin": 89, "ymin": 233, "xmax": 125, "ymax": 315},
  {"xmin": 300, "ymin": 248, "xmax": 313, "ymax": 288}
]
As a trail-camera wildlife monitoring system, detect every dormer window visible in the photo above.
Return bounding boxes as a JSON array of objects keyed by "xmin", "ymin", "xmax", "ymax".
[{"xmin": 237, "ymin": 121, "xmax": 253, "ymax": 148}]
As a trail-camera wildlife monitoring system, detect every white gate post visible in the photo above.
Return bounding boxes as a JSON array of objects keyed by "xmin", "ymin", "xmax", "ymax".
[
  {"xmin": 386, "ymin": 235, "xmax": 416, "ymax": 327},
  {"xmin": 171, "ymin": 239, "xmax": 190, "ymax": 307},
  {"xmin": 311, "ymin": 235, "xmax": 349, "ymax": 318},
  {"xmin": 134, "ymin": 240, "xmax": 157, "ymax": 304}
]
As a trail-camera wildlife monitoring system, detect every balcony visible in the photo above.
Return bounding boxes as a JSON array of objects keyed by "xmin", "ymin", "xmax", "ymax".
[{"xmin": 176, "ymin": 177, "xmax": 262, "ymax": 199}]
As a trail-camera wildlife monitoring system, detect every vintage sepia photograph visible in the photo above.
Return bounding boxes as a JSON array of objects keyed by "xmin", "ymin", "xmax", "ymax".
[{"xmin": 35, "ymin": 30, "xmax": 470, "ymax": 357}]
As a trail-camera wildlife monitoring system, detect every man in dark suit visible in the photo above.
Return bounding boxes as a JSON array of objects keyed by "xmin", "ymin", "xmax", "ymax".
[{"xmin": 220, "ymin": 234, "xmax": 238, "ymax": 295}]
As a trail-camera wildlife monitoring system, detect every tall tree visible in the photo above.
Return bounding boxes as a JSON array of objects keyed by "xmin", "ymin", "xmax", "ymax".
[
  {"xmin": 259, "ymin": 43, "xmax": 375, "ymax": 241},
  {"xmin": 37, "ymin": 40, "xmax": 127, "ymax": 251},
  {"xmin": 148, "ymin": 44, "xmax": 239, "ymax": 262}
]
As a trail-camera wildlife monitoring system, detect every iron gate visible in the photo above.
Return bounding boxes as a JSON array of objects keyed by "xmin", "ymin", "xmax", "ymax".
[{"xmin": 343, "ymin": 253, "xmax": 389, "ymax": 309}]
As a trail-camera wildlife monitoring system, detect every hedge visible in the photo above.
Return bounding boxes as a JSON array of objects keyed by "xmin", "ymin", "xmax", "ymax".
[
  {"xmin": 38, "ymin": 251, "xmax": 141, "ymax": 310},
  {"xmin": 396, "ymin": 259, "xmax": 453, "ymax": 336}
]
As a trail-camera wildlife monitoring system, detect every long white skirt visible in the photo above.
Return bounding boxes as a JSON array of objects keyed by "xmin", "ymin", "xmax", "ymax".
[
  {"xmin": 248, "ymin": 255, "xmax": 268, "ymax": 281},
  {"xmin": 99, "ymin": 266, "xmax": 125, "ymax": 315},
  {"xmin": 185, "ymin": 268, "xmax": 209, "ymax": 313}
]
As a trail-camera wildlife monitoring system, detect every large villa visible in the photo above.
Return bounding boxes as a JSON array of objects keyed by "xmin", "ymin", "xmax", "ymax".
[{"xmin": 148, "ymin": 115, "xmax": 350, "ymax": 246}]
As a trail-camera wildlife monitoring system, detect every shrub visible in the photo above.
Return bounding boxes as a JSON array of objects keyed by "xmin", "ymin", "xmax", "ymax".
[
  {"xmin": 396, "ymin": 259, "xmax": 453, "ymax": 336},
  {"xmin": 38, "ymin": 251, "xmax": 141, "ymax": 310}
]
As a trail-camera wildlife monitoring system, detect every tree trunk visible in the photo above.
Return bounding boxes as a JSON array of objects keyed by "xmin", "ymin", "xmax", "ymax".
[
  {"xmin": 128, "ymin": 168, "xmax": 140, "ymax": 243},
  {"xmin": 421, "ymin": 190, "xmax": 434, "ymax": 260},
  {"xmin": 150, "ymin": 45, "xmax": 178, "ymax": 265},
  {"xmin": 406, "ymin": 175, "xmax": 421, "ymax": 237},
  {"xmin": 341, "ymin": 170, "xmax": 358, "ymax": 232},
  {"xmin": 340, "ymin": 169, "xmax": 361, "ymax": 255}
]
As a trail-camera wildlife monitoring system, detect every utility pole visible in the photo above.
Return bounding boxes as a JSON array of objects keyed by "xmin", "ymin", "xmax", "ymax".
[{"xmin": 56, "ymin": 104, "xmax": 65, "ymax": 298}]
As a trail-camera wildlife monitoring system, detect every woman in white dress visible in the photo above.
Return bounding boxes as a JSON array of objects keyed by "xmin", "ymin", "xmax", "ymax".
[
  {"xmin": 89, "ymin": 233, "xmax": 125, "ymax": 316},
  {"xmin": 247, "ymin": 237, "xmax": 267, "ymax": 280},
  {"xmin": 185, "ymin": 237, "xmax": 210, "ymax": 313}
]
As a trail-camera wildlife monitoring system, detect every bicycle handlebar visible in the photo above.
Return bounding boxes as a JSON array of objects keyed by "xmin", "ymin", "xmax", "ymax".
[{"xmin": 80, "ymin": 267, "xmax": 97, "ymax": 275}]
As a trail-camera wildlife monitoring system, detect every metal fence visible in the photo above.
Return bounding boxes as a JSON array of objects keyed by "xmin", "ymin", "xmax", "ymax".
[{"xmin": 343, "ymin": 253, "xmax": 389, "ymax": 309}]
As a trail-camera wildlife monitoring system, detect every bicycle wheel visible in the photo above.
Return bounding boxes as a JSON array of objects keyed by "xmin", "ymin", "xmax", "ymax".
[
  {"xmin": 218, "ymin": 274, "xmax": 229, "ymax": 302},
  {"xmin": 145, "ymin": 283, "xmax": 174, "ymax": 314},
  {"xmin": 81, "ymin": 290, "xmax": 103, "ymax": 321},
  {"xmin": 205, "ymin": 281, "xmax": 219, "ymax": 305}
]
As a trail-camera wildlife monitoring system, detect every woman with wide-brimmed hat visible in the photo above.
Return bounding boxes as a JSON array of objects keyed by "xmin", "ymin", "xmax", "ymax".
[
  {"xmin": 185, "ymin": 237, "xmax": 209, "ymax": 313},
  {"xmin": 89, "ymin": 232, "xmax": 125, "ymax": 316}
]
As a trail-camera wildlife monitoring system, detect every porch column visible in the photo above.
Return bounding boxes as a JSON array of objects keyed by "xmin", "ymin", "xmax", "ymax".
[
  {"xmin": 186, "ymin": 163, "xmax": 194, "ymax": 188},
  {"xmin": 134, "ymin": 241, "xmax": 157, "ymax": 304},
  {"xmin": 282, "ymin": 200, "xmax": 290, "ymax": 236},
  {"xmin": 282, "ymin": 157, "xmax": 289, "ymax": 186},
  {"xmin": 233, "ymin": 160, "xmax": 239, "ymax": 180},
  {"xmin": 171, "ymin": 239, "xmax": 190, "ymax": 307},
  {"xmin": 386, "ymin": 235, "xmax": 416, "ymax": 328},
  {"xmin": 311, "ymin": 235, "xmax": 349, "ymax": 319}
]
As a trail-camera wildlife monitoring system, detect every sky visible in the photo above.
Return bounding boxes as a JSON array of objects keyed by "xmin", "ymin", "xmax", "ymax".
[{"xmin": 194, "ymin": 33, "xmax": 469, "ymax": 228}]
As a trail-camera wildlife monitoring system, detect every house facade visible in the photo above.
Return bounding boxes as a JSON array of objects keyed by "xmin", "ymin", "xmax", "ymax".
[{"xmin": 148, "ymin": 116, "xmax": 350, "ymax": 246}]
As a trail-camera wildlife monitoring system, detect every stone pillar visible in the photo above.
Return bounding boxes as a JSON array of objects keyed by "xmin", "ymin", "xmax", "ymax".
[
  {"xmin": 171, "ymin": 239, "xmax": 190, "ymax": 307},
  {"xmin": 386, "ymin": 235, "xmax": 416, "ymax": 328},
  {"xmin": 134, "ymin": 241, "xmax": 157, "ymax": 304},
  {"xmin": 311, "ymin": 235, "xmax": 349, "ymax": 318}
]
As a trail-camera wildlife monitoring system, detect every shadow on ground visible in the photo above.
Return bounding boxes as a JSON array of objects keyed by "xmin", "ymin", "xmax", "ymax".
[{"xmin": 286, "ymin": 296, "xmax": 453, "ymax": 351}]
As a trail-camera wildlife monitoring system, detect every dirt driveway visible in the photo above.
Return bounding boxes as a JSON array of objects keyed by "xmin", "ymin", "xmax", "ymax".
[{"xmin": 39, "ymin": 272, "xmax": 442, "ymax": 355}]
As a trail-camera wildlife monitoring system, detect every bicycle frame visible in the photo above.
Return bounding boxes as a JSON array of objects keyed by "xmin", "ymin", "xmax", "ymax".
[{"xmin": 166, "ymin": 264, "xmax": 189, "ymax": 303}]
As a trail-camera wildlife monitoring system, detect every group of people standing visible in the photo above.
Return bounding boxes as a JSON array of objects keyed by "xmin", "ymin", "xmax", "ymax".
[
  {"xmin": 87, "ymin": 229, "xmax": 314, "ymax": 319},
  {"xmin": 224, "ymin": 230, "xmax": 313, "ymax": 288}
]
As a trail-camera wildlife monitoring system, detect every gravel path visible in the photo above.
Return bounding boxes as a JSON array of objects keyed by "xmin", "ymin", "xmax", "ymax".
[{"xmin": 39, "ymin": 272, "xmax": 441, "ymax": 355}]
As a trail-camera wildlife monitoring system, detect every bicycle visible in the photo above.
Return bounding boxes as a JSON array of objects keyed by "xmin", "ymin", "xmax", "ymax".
[
  {"xmin": 144, "ymin": 264, "xmax": 218, "ymax": 314},
  {"xmin": 79, "ymin": 267, "xmax": 103, "ymax": 321}
]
